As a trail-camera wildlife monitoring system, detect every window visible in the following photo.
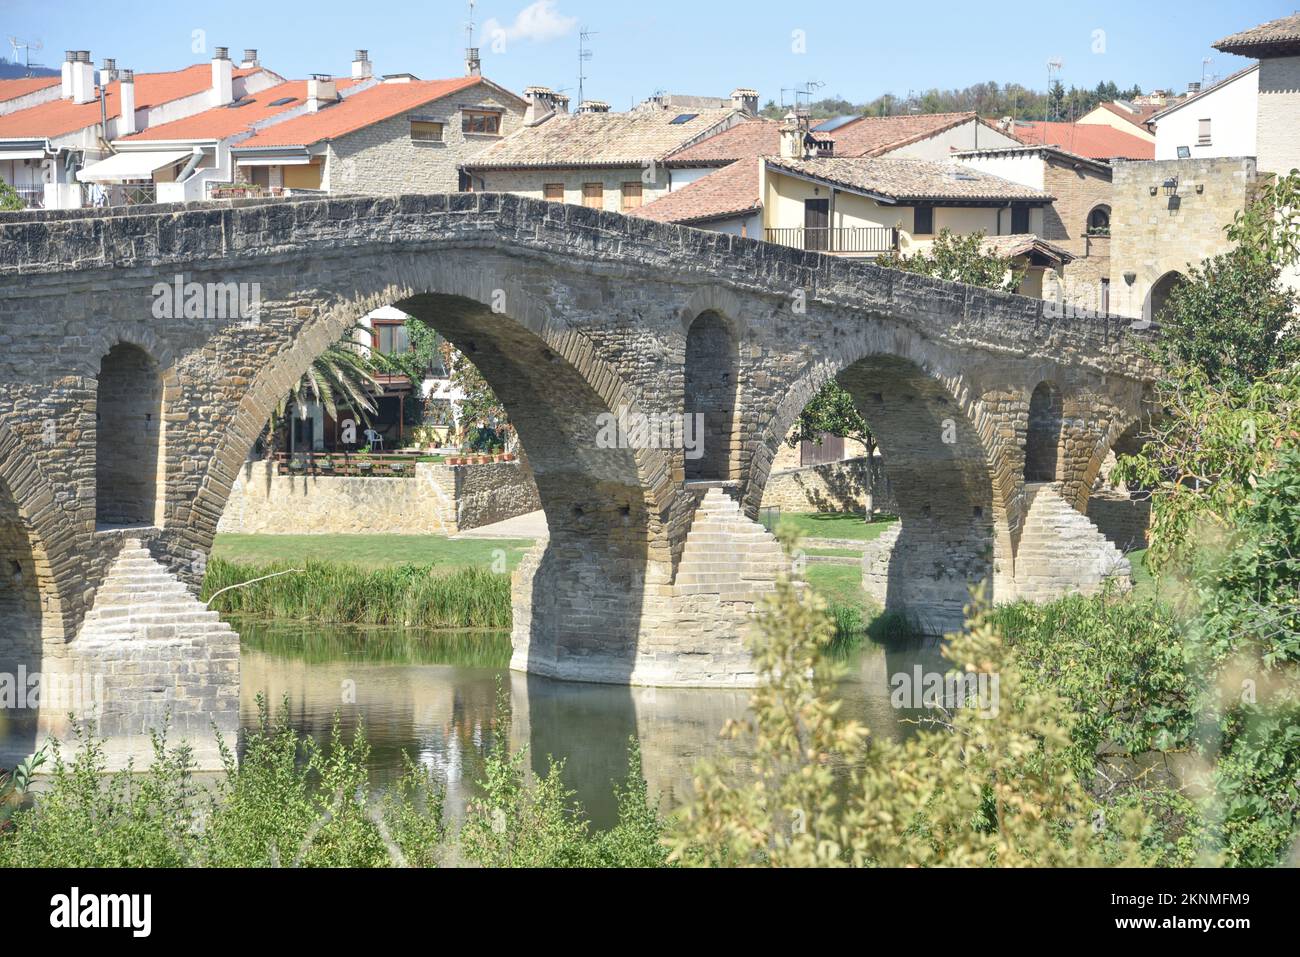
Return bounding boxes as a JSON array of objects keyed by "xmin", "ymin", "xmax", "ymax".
[
  {"xmin": 458, "ymin": 169, "xmax": 473, "ymax": 192},
  {"xmin": 372, "ymin": 321, "xmax": 411, "ymax": 356},
  {"xmin": 582, "ymin": 183, "xmax": 603, "ymax": 209},
  {"xmin": 410, "ymin": 120, "xmax": 444, "ymax": 142},
  {"xmin": 913, "ymin": 206, "xmax": 934, "ymax": 235},
  {"xmin": 544, "ymin": 183, "xmax": 564, "ymax": 202},
  {"xmin": 1011, "ymin": 203, "xmax": 1030, "ymax": 233},
  {"xmin": 1198, "ymin": 118, "xmax": 1211, "ymax": 146},
  {"xmin": 621, "ymin": 182, "xmax": 643, "ymax": 210},
  {"xmin": 462, "ymin": 110, "xmax": 501, "ymax": 135},
  {"xmin": 268, "ymin": 96, "xmax": 297, "ymax": 107},
  {"xmin": 1100, "ymin": 277, "xmax": 1111, "ymax": 313},
  {"xmin": 1086, "ymin": 205, "xmax": 1110, "ymax": 236}
]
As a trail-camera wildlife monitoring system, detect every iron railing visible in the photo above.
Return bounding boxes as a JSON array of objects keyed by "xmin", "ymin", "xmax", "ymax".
[
  {"xmin": 764, "ymin": 225, "xmax": 899, "ymax": 254},
  {"xmin": 13, "ymin": 185, "xmax": 44, "ymax": 209}
]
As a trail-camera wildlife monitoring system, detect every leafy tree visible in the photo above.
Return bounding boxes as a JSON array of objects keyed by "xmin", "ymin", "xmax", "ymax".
[
  {"xmin": 0, "ymin": 181, "xmax": 24, "ymax": 211},
  {"xmin": 438, "ymin": 340, "xmax": 510, "ymax": 452},
  {"xmin": 1225, "ymin": 168, "xmax": 1300, "ymax": 272},
  {"xmin": 1153, "ymin": 249, "xmax": 1298, "ymax": 388},
  {"xmin": 878, "ymin": 229, "xmax": 1025, "ymax": 293}
]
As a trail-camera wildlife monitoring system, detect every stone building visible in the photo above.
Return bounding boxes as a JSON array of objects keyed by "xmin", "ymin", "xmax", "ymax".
[
  {"xmin": 231, "ymin": 65, "xmax": 525, "ymax": 194},
  {"xmin": 955, "ymin": 145, "xmax": 1116, "ymax": 311},
  {"xmin": 1109, "ymin": 155, "xmax": 1257, "ymax": 320},
  {"xmin": 461, "ymin": 89, "xmax": 749, "ymax": 212}
]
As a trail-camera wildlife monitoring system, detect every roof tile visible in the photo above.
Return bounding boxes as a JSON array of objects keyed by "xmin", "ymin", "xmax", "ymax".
[{"xmin": 765, "ymin": 156, "xmax": 1053, "ymax": 202}]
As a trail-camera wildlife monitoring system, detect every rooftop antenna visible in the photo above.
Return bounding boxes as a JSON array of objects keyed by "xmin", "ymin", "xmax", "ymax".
[
  {"xmin": 7, "ymin": 36, "xmax": 43, "ymax": 74},
  {"xmin": 1045, "ymin": 57, "xmax": 1063, "ymax": 143},
  {"xmin": 577, "ymin": 28, "xmax": 595, "ymax": 106},
  {"xmin": 1201, "ymin": 56, "xmax": 1213, "ymax": 86}
]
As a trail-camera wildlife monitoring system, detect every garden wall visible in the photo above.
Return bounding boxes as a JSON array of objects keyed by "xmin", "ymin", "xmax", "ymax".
[
  {"xmin": 759, "ymin": 457, "xmax": 896, "ymax": 514},
  {"xmin": 216, "ymin": 458, "xmax": 540, "ymax": 536}
]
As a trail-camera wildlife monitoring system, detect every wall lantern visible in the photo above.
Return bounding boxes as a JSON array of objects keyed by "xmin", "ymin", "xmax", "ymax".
[{"xmin": 1162, "ymin": 177, "xmax": 1179, "ymax": 196}]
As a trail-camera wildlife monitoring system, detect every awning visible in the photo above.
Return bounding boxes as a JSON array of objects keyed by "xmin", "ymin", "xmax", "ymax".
[
  {"xmin": 76, "ymin": 150, "xmax": 192, "ymax": 183},
  {"xmin": 0, "ymin": 149, "xmax": 48, "ymax": 161}
]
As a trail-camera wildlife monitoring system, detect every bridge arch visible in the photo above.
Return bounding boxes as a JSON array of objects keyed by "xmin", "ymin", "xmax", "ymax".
[
  {"xmin": 683, "ymin": 310, "xmax": 739, "ymax": 482},
  {"xmin": 183, "ymin": 248, "xmax": 686, "ymax": 683},
  {"xmin": 1024, "ymin": 381, "xmax": 1064, "ymax": 483},
  {"xmin": 95, "ymin": 342, "xmax": 167, "ymax": 528},
  {"xmin": 748, "ymin": 330, "xmax": 1013, "ymax": 632}
]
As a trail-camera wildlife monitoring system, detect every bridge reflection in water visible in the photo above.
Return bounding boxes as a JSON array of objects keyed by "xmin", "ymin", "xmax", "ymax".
[{"xmin": 235, "ymin": 621, "xmax": 947, "ymax": 829}]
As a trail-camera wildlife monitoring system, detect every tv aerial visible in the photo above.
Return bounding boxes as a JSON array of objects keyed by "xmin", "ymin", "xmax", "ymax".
[{"xmin": 8, "ymin": 36, "xmax": 44, "ymax": 73}]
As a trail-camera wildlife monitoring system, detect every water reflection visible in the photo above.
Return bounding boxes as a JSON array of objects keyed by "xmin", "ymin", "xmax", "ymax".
[{"xmin": 239, "ymin": 620, "xmax": 949, "ymax": 829}]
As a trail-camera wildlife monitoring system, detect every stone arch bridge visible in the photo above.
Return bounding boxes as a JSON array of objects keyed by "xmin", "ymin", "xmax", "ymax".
[{"xmin": 0, "ymin": 193, "xmax": 1153, "ymax": 759}]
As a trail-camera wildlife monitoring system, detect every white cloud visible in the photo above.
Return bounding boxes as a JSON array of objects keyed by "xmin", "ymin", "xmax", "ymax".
[{"xmin": 483, "ymin": 1, "xmax": 577, "ymax": 46}]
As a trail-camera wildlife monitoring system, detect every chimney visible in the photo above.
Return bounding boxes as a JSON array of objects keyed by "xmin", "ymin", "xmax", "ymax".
[
  {"xmin": 100, "ymin": 57, "xmax": 117, "ymax": 87},
  {"xmin": 352, "ymin": 49, "xmax": 372, "ymax": 79},
  {"xmin": 211, "ymin": 47, "xmax": 233, "ymax": 106},
  {"xmin": 779, "ymin": 110, "xmax": 811, "ymax": 160},
  {"xmin": 552, "ymin": 92, "xmax": 570, "ymax": 114},
  {"xmin": 240, "ymin": 49, "xmax": 259, "ymax": 69},
  {"xmin": 576, "ymin": 99, "xmax": 610, "ymax": 114},
  {"xmin": 730, "ymin": 87, "xmax": 759, "ymax": 116},
  {"xmin": 523, "ymin": 85, "xmax": 558, "ymax": 125},
  {"xmin": 306, "ymin": 74, "xmax": 338, "ymax": 112},
  {"xmin": 118, "ymin": 69, "xmax": 137, "ymax": 135},
  {"xmin": 465, "ymin": 47, "xmax": 481, "ymax": 77},
  {"xmin": 70, "ymin": 51, "xmax": 95, "ymax": 105},
  {"xmin": 61, "ymin": 50, "xmax": 74, "ymax": 99}
]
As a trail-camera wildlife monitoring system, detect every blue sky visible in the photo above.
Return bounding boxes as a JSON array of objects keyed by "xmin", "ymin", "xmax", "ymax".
[{"xmin": 2, "ymin": 0, "xmax": 1291, "ymax": 110}]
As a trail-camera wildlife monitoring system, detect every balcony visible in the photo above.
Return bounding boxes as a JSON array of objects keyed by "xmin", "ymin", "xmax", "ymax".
[
  {"xmin": 13, "ymin": 185, "xmax": 44, "ymax": 209},
  {"xmin": 764, "ymin": 225, "xmax": 899, "ymax": 256}
]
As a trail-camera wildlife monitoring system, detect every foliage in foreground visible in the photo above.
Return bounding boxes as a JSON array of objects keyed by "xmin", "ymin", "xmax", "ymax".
[
  {"xmin": 878, "ymin": 229, "xmax": 1025, "ymax": 293},
  {"xmin": 670, "ymin": 531, "xmax": 1150, "ymax": 867},
  {"xmin": 202, "ymin": 557, "xmax": 511, "ymax": 629},
  {"xmin": 0, "ymin": 695, "xmax": 669, "ymax": 868}
]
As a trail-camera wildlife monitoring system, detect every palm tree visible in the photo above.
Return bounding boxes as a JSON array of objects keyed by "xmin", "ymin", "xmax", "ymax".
[{"xmin": 271, "ymin": 324, "xmax": 388, "ymax": 452}]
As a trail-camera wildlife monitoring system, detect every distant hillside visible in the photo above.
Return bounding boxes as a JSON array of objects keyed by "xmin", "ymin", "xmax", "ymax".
[
  {"xmin": 0, "ymin": 57, "xmax": 59, "ymax": 80},
  {"xmin": 761, "ymin": 80, "xmax": 1150, "ymax": 123}
]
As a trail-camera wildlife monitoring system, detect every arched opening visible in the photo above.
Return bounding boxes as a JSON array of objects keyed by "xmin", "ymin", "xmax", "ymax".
[
  {"xmin": 683, "ymin": 311, "xmax": 738, "ymax": 482},
  {"xmin": 1146, "ymin": 270, "xmax": 1186, "ymax": 324},
  {"xmin": 1024, "ymin": 381, "xmax": 1063, "ymax": 482},
  {"xmin": 833, "ymin": 355, "xmax": 998, "ymax": 634},
  {"xmin": 0, "ymin": 477, "xmax": 45, "ymax": 758},
  {"xmin": 96, "ymin": 343, "xmax": 165, "ymax": 527},
  {"xmin": 1086, "ymin": 204, "xmax": 1110, "ymax": 236}
]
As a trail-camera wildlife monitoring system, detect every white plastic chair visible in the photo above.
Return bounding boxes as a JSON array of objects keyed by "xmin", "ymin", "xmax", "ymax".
[{"xmin": 363, "ymin": 428, "xmax": 384, "ymax": 451}]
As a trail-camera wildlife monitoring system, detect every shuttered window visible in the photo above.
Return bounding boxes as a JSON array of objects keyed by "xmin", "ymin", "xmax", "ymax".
[
  {"xmin": 582, "ymin": 183, "xmax": 603, "ymax": 209},
  {"xmin": 621, "ymin": 182, "xmax": 643, "ymax": 210},
  {"xmin": 410, "ymin": 120, "xmax": 443, "ymax": 142},
  {"xmin": 544, "ymin": 183, "xmax": 564, "ymax": 202}
]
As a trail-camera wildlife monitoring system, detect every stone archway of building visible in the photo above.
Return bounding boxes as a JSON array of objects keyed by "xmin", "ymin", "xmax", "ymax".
[
  {"xmin": 95, "ymin": 342, "xmax": 166, "ymax": 529},
  {"xmin": 683, "ymin": 311, "xmax": 739, "ymax": 483},
  {"xmin": 1146, "ymin": 270, "xmax": 1187, "ymax": 325},
  {"xmin": 1025, "ymin": 381, "xmax": 1064, "ymax": 483}
]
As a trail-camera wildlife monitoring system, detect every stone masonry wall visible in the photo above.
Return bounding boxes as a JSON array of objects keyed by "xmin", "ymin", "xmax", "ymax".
[
  {"xmin": 327, "ymin": 83, "xmax": 525, "ymax": 195},
  {"xmin": 759, "ymin": 457, "xmax": 897, "ymax": 515},
  {"xmin": 1110, "ymin": 156, "xmax": 1256, "ymax": 319},
  {"xmin": 216, "ymin": 458, "xmax": 539, "ymax": 536}
]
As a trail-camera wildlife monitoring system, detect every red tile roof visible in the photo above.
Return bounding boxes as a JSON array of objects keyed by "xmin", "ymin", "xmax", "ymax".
[
  {"xmin": 828, "ymin": 111, "xmax": 983, "ymax": 156},
  {"xmin": 236, "ymin": 77, "xmax": 483, "ymax": 148},
  {"xmin": 665, "ymin": 112, "xmax": 987, "ymax": 167},
  {"xmin": 121, "ymin": 78, "xmax": 362, "ymax": 142},
  {"xmin": 1008, "ymin": 121, "xmax": 1152, "ymax": 160},
  {"xmin": 666, "ymin": 119, "xmax": 781, "ymax": 165},
  {"xmin": 1091, "ymin": 101, "xmax": 1162, "ymax": 132},
  {"xmin": 1215, "ymin": 13, "xmax": 1300, "ymax": 57},
  {"xmin": 0, "ymin": 64, "xmax": 257, "ymax": 139},
  {"xmin": 631, "ymin": 159, "xmax": 760, "ymax": 224},
  {"xmin": 0, "ymin": 75, "xmax": 60, "ymax": 102}
]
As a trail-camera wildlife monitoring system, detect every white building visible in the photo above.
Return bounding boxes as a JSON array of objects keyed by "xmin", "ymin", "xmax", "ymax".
[{"xmin": 1148, "ymin": 64, "xmax": 1259, "ymax": 161}]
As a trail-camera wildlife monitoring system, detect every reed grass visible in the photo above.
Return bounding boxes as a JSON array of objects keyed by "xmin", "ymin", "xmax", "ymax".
[{"xmin": 202, "ymin": 558, "xmax": 511, "ymax": 629}]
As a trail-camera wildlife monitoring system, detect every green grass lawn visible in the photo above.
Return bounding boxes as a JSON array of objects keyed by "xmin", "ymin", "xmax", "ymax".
[
  {"xmin": 776, "ymin": 512, "xmax": 898, "ymax": 542},
  {"xmin": 1127, "ymin": 548, "xmax": 1154, "ymax": 598},
  {"xmin": 212, "ymin": 534, "xmax": 535, "ymax": 572},
  {"xmin": 804, "ymin": 562, "xmax": 868, "ymax": 612}
]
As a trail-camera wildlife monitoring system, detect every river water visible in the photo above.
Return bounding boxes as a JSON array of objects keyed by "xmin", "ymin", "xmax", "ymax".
[{"xmin": 238, "ymin": 620, "xmax": 948, "ymax": 829}]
